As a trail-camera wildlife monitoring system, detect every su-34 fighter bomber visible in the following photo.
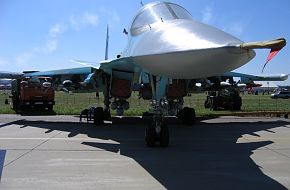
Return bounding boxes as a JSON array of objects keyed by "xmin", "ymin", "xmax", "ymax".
[{"xmin": 5, "ymin": 1, "xmax": 286, "ymax": 147}]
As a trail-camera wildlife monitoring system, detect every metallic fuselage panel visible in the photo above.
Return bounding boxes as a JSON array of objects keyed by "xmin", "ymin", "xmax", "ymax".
[{"xmin": 123, "ymin": 19, "xmax": 255, "ymax": 79}]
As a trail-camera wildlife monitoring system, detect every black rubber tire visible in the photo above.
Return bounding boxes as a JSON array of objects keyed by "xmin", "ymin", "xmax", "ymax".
[
  {"xmin": 233, "ymin": 97, "xmax": 242, "ymax": 110},
  {"xmin": 93, "ymin": 107, "xmax": 104, "ymax": 125},
  {"xmin": 145, "ymin": 124, "xmax": 156, "ymax": 147},
  {"xmin": 47, "ymin": 105, "xmax": 53, "ymax": 111},
  {"xmin": 159, "ymin": 124, "xmax": 169, "ymax": 147},
  {"xmin": 204, "ymin": 99, "xmax": 210, "ymax": 108},
  {"xmin": 212, "ymin": 97, "xmax": 219, "ymax": 111},
  {"xmin": 103, "ymin": 110, "xmax": 111, "ymax": 121},
  {"xmin": 12, "ymin": 98, "xmax": 18, "ymax": 110},
  {"xmin": 182, "ymin": 107, "xmax": 196, "ymax": 125}
]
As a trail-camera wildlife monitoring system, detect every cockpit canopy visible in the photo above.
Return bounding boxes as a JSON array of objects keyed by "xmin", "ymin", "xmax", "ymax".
[{"xmin": 130, "ymin": 2, "xmax": 192, "ymax": 36}]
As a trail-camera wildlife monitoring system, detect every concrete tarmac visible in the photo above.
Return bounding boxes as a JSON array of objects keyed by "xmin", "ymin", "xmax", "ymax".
[{"xmin": 0, "ymin": 114, "xmax": 290, "ymax": 190}]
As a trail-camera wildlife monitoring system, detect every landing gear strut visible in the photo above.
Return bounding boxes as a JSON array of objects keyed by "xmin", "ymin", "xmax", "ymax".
[
  {"xmin": 93, "ymin": 73, "xmax": 111, "ymax": 125},
  {"xmin": 145, "ymin": 75, "xmax": 170, "ymax": 147}
]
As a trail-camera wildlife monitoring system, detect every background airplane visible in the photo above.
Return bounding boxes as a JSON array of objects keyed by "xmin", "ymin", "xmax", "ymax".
[{"xmin": 0, "ymin": 2, "xmax": 287, "ymax": 147}]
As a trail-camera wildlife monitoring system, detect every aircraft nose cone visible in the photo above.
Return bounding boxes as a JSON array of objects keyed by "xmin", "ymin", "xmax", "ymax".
[
  {"xmin": 132, "ymin": 19, "xmax": 243, "ymax": 56},
  {"xmin": 131, "ymin": 19, "xmax": 255, "ymax": 79},
  {"xmin": 159, "ymin": 20, "xmax": 243, "ymax": 52}
]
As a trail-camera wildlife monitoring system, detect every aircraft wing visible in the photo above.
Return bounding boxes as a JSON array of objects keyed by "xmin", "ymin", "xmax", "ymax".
[
  {"xmin": 100, "ymin": 57, "xmax": 140, "ymax": 74},
  {"xmin": 22, "ymin": 67, "xmax": 98, "ymax": 92},
  {"xmin": 24, "ymin": 67, "xmax": 95, "ymax": 77},
  {"xmin": 222, "ymin": 72, "xmax": 288, "ymax": 82},
  {"xmin": 0, "ymin": 71, "xmax": 24, "ymax": 79}
]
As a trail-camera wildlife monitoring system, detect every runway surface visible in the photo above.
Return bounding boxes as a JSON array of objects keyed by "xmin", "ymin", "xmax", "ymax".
[{"xmin": 0, "ymin": 114, "xmax": 290, "ymax": 190}]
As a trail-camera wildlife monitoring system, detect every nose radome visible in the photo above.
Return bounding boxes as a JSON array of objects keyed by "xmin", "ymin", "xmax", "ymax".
[
  {"xmin": 131, "ymin": 19, "xmax": 243, "ymax": 57},
  {"xmin": 131, "ymin": 19, "xmax": 255, "ymax": 79}
]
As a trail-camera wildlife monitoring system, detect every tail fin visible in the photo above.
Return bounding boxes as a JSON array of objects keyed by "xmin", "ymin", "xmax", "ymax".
[{"xmin": 105, "ymin": 25, "xmax": 109, "ymax": 60}]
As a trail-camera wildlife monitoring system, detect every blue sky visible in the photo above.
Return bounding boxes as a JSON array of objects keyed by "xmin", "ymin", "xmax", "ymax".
[{"xmin": 0, "ymin": 0, "xmax": 289, "ymax": 84}]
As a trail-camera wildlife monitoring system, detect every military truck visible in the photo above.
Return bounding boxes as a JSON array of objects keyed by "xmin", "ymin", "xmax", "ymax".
[
  {"xmin": 11, "ymin": 77, "xmax": 55, "ymax": 111},
  {"xmin": 204, "ymin": 87, "xmax": 242, "ymax": 111}
]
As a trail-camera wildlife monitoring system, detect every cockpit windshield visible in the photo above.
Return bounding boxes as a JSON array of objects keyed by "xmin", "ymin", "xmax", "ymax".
[{"xmin": 131, "ymin": 2, "xmax": 192, "ymax": 35}]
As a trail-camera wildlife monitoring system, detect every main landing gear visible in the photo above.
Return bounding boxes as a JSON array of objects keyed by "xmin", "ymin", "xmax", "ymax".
[{"xmin": 93, "ymin": 74, "xmax": 112, "ymax": 125}]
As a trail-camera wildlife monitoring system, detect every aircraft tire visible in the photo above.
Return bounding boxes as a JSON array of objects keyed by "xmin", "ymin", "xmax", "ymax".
[
  {"xmin": 159, "ymin": 124, "xmax": 169, "ymax": 147},
  {"xmin": 93, "ymin": 107, "xmax": 104, "ymax": 125},
  {"xmin": 145, "ymin": 124, "xmax": 156, "ymax": 147}
]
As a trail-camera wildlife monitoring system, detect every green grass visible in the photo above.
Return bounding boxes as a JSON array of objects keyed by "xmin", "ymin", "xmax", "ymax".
[{"xmin": 0, "ymin": 90, "xmax": 289, "ymax": 116}]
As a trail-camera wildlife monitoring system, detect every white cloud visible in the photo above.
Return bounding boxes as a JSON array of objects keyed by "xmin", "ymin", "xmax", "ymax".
[
  {"xmin": 83, "ymin": 12, "xmax": 99, "ymax": 26},
  {"xmin": 13, "ymin": 11, "xmax": 100, "ymax": 68},
  {"xmin": 39, "ymin": 23, "xmax": 66, "ymax": 54},
  {"xmin": 49, "ymin": 23, "xmax": 66, "ymax": 38},
  {"xmin": 44, "ymin": 39, "xmax": 58, "ymax": 53},
  {"xmin": 201, "ymin": 6, "xmax": 213, "ymax": 24},
  {"xmin": 69, "ymin": 12, "xmax": 99, "ymax": 31}
]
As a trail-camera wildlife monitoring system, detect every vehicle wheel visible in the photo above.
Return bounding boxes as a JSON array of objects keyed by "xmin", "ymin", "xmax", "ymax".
[
  {"xmin": 233, "ymin": 97, "xmax": 242, "ymax": 110},
  {"xmin": 116, "ymin": 108, "xmax": 124, "ymax": 116},
  {"xmin": 159, "ymin": 124, "xmax": 169, "ymax": 147},
  {"xmin": 145, "ymin": 124, "xmax": 156, "ymax": 147},
  {"xmin": 212, "ymin": 97, "xmax": 219, "ymax": 111},
  {"xmin": 204, "ymin": 99, "xmax": 210, "ymax": 108},
  {"xmin": 93, "ymin": 107, "xmax": 104, "ymax": 125},
  {"xmin": 47, "ymin": 105, "xmax": 53, "ymax": 111},
  {"xmin": 103, "ymin": 110, "xmax": 111, "ymax": 121},
  {"xmin": 182, "ymin": 107, "xmax": 195, "ymax": 125},
  {"xmin": 12, "ymin": 98, "xmax": 19, "ymax": 110}
]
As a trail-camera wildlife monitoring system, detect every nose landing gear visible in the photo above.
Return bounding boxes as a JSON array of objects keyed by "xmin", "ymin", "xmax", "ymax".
[{"xmin": 145, "ymin": 113, "xmax": 169, "ymax": 147}]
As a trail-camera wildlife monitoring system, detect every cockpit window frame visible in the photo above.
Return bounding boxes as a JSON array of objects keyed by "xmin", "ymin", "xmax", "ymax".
[{"xmin": 130, "ymin": 2, "xmax": 192, "ymax": 36}]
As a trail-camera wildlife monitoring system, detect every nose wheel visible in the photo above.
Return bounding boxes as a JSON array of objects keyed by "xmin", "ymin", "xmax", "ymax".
[{"xmin": 145, "ymin": 119, "xmax": 169, "ymax": 147}]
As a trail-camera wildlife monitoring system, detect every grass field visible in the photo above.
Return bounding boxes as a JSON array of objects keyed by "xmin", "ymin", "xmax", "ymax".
[{"xmin": 0, "ymin": 90, "xmax": 289, "ymax": 116}]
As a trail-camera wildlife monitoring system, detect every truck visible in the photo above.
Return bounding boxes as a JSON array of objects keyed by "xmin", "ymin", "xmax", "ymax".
[
  {"xmin": 11, "ymin": 77, "xmax": 55, "ymax": 111},
  {"xmin": 204, "ymin": 87, "xmax": 242, "ymax": 111}
]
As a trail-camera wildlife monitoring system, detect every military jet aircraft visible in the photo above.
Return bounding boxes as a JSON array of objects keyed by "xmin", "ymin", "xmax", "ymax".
[{"xmin": 1, "ymin": 2, "xmax": 287, "ymax": 147}]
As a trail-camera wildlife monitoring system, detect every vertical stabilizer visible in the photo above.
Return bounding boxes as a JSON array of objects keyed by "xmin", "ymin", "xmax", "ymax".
[{"xmin": 105, "ymin": 25, "xmax": 109, "ymax": 60}]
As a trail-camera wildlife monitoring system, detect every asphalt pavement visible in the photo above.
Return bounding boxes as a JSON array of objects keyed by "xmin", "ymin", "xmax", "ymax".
[{"xmin": 0, "ymin": 114, "xmax": 290, "ymax": 190}]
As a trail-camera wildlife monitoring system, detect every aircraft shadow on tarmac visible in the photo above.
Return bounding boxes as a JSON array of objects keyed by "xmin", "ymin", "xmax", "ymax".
[{"xmin": 4, "ymin": 117, "xmax": 290, "ymax": 190}]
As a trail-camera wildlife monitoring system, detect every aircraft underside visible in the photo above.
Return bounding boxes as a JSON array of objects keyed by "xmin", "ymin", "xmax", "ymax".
[{"xmin": 92, "ymin": 70, "xmax": 196, "ymax": 147}]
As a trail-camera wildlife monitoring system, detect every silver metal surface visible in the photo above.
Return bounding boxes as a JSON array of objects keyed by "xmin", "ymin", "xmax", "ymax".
[{"xmin": 120, "ymin": 2, "xmax": 255, "ymax": 79}]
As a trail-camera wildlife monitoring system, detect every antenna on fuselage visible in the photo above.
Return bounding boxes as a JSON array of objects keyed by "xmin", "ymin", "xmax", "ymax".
[
  {"xmin": 140, "ymin": 1, "xmax": 144, "ymax": 6},
  {"xmin": 105, "ymin": 24, "xmax": 109, "ymax": 60}
]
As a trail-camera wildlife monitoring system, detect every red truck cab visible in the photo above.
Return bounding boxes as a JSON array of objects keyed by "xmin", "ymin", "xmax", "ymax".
[{"xmin": 12, "ymin": 77, "xmax": 55, "ymax": 111}]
